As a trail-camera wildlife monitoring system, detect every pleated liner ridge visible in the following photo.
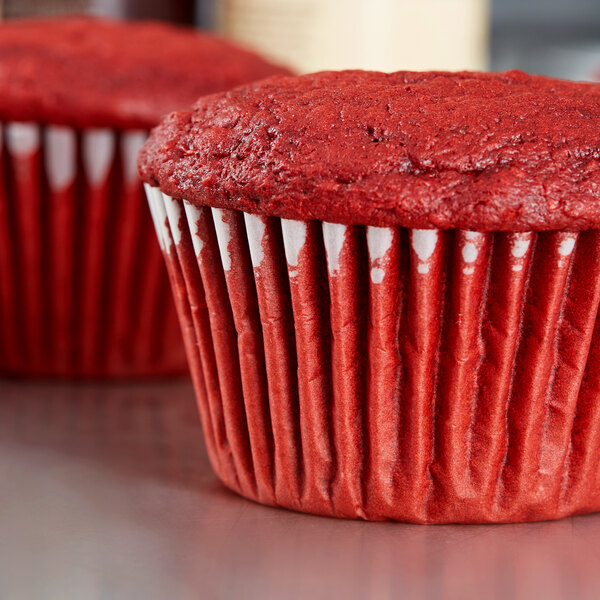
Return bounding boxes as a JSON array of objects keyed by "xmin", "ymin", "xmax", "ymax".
[
  {"xmin": 0, "ymin": 123, "xmax": 187, "ymax": 377},
  {"xmin": 147, "ymin": 186, "xmax": 600, "ymax": 524}
]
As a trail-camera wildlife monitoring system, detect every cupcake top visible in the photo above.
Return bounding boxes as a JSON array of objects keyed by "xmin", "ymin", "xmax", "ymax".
[
  {"xmin": 0, "ymin": 17, "xmax": 289, "ymax": 130},
  {"xmin": 139, "ymin": 69, "xmax": 600, "ymax": 231}
]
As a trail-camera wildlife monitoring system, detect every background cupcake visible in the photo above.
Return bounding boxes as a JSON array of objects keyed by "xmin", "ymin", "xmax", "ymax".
[
  {"xmin": 140, "ymin": 69, "xmax": 600, "ymax": 523},
  {"xmin": 0, "ymin": 17, "xmax": 289, "ymax": 378}
]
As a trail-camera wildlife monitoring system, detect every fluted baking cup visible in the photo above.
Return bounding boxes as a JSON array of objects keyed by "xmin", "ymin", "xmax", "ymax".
[
  {"xmin": 146, "ymin": 185, "xmax": 600, "ymax": 523},
  {"xmin": 0, "ymin": 124, "xmax": 186, "ymax": 377}
]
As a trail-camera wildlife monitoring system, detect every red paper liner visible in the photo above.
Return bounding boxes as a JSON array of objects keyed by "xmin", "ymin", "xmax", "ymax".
[
  {"xmin": 148, "ymin": 186, "xmax": 600, "ymax": 523},
  {"xmin": 0, "ymin": 123, "xmax": 187, "ymax": 378}
]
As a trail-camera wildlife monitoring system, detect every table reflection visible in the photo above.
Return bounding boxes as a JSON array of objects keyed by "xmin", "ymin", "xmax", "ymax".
[{"xmin": 1, "ymin": 379, "xmax": 599, "ymax": 600}]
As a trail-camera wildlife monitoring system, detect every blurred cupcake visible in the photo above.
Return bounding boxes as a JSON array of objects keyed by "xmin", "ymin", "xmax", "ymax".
[
  {"xmin": 140, "ymin": 70, "xmax": 600, "ymax": 523},
  {"xmin": 0, "ymin": 17, "xmax": 289, "ymax": 377}
]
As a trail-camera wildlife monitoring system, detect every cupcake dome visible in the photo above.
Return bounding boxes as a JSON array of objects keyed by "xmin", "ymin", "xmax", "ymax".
[
  {"xmin": 0, "ymin": 17, "xmax": 289, "ymax": 378},
  {"xmin": 140, "ymin": 69, "xmax": 600, "ymax": 230},
  {"xmin": 141, "ymin": 70, "xmax": 600, "ymax": 522},
  {"xmin": 0, "ymin": 17, "xmax": 290, "ymax": 129}
]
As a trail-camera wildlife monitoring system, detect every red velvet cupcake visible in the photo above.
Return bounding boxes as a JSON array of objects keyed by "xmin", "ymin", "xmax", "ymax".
[
  {"xmin": 0, "ymin": 17, "xmax": 289, "ymax": 377},
  {"xmin": 139, "ymin": 70, "xmax": 600, "ymax": 523}
]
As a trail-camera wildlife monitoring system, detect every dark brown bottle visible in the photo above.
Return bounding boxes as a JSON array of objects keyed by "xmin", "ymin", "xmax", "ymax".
[{"xmin": 2, "ymin": 0, "xmax": 205, "ymax": 25}]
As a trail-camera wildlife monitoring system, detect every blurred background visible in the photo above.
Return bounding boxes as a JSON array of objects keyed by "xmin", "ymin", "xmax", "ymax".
[{"xmin": 3, "ymin": 0, "xmax": 600, "ymax": 80}]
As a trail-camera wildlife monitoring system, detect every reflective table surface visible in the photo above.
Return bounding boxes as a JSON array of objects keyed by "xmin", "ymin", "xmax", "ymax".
[{"xmin": 1, "ymin": 379, "xmax": 600, "ymax": 600}]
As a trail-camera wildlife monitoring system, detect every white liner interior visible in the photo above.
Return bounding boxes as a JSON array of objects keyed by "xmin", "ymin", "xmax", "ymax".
[
  {"xmin": 147, "ymin": 190, "xmax": 583, "ymax": 288},
  {"xmin": 4, "ymin": 122, "xmax": 146, "ymax": 192}
]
